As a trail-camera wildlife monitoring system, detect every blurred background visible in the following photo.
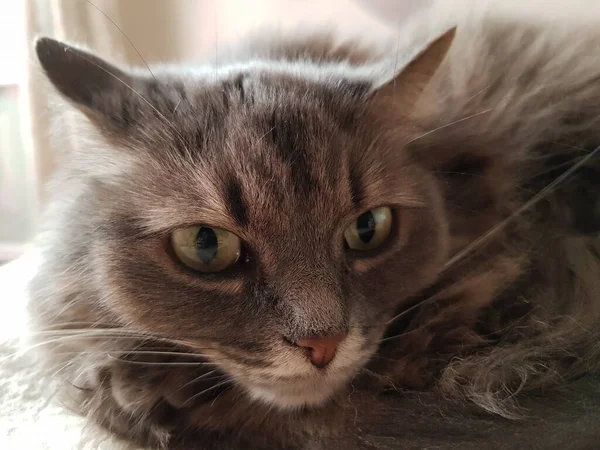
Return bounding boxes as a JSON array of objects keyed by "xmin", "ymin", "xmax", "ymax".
[
  {"xmin": 0, "ymin": 0, "xmax": 428, "ymax": 265},
  {"xmin": 0, "ymin": 1, "xmax": 30, "ymax": 263}
]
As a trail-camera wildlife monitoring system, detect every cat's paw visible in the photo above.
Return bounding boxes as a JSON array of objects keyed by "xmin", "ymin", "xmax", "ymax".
[
  {"xmin": 108, "ymin": 356, "xmax": 223, "ymax": 410},
  {"xmin": 67, "ymin": 353, "xmax": 222, "ymax": 446}
]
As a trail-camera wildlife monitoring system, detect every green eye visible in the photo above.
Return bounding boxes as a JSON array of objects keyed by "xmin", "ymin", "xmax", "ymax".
[
  {"xmin": 344, "ymin": 206, "xmax": 393, "ymax": 251},
  {"xmin": 171, "ymin": 226, "xmax": 241, "ymax": 272}
]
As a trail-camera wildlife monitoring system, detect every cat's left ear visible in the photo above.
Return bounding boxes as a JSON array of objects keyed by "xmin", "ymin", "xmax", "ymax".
[
  {"xmin": 373, "ymin": 27, "xmax": 456, "ymax": 109},
  {"xmin": 35, "ymin": 37, "xmax": 144, "ymax": 129}
]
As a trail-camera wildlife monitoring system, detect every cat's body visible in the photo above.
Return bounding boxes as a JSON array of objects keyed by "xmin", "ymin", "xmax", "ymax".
[{"xmin": 29, "ymin": 5, "xmax": 600, "ymax": 449}]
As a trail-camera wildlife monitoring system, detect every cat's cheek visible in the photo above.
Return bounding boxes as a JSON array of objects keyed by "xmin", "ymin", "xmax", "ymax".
[
  {"xmin": 91, "ymin": 234, "xmax": 253, "ymax": 337},
  {"xmin": 351, "ymin": 207, "xmax": 448, "ymax": 304}
]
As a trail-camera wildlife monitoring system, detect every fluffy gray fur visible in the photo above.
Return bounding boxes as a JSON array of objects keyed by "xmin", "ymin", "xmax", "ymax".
[{"xmin": 29, "ymin": 5, "xmax": 600, "ymax": 449}]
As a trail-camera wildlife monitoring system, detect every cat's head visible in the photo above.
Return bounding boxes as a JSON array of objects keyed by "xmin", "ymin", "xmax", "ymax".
[{"xmin": 35, "ymin": 30, "xmax": 455, "ymax": 408}]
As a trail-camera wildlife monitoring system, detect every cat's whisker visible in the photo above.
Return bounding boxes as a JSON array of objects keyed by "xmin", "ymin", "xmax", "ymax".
[
  {"xmin": 379, "ymin": 322, "xmax": 432, "ymax": 343},
  {"xmin": 180, "ymin": 377, "xmax": 235, "ymax": 408},
  {"xmin": 525, "ymin": 143, "xmax": 592, "ymax": 163},
  {"xmin": 23, "ymin": 328, "xmax": 253, "ymax": 363},
  {"xmin": 25, "ymin": 328, "xmax": 216, "ymax": 347},
  {"xmin": 2, "ymin": 332, "xmax": 202, "ymax": 362},
  {"xmin": 25, "ymin": 328, "xmax": 150, "ymax": 337},
  {"xmin": 255, "ymin": 125, "xmax": 276, "ymax": 146},
  {"xmin": 52, "ymin": 349, "xmax": 216, "ymax": 359},
  {"xmin": 464, "ymin": 84, "xmax": 492, "ymax": 103},
  {"xmin": 51, "ymin": 361, "xmax": 76, "ymax": 380},
  {"xmin": 21, "ymin": 334, "xmax": 164, "ymax": 348},
  {"xmin": 165, "ymin": 371, "xmax": 233, "ymax": 401},
  {"xmin": 166, "ymin": 337, "xmax": 224, "ymax": 351},
  {"xmin": 84, "ymin": 0, "xmax": 156, "ymax": 81},
  {"xmin": 0, "ymin": 335, "xmax": 126, "ymax": 363},
  {"xmin": 532, "ymin": 156, "xmax": 592, "ymax": 178},
  {"xmin": 30, "ymin": 321, "xmax": 121, "ymax": 330},
  {"xmin": 172, "ymin": 98, "xmax": 183, "ymax": 114},
  {"xmin": 403, "ymin": 108, "xmax": 493, "ymax": 147},
  {"xmin": 70, "ymin": 5, "xmax": 196, "ymax": 154},
  {"xmin": 210, "ymin": 385, "xmax": 232, "ymax": 407},
  {"xmin": 214, "ymin": 3, "xmax": 219, "ymax": 81},
  {"xmin": 105, "ymin": 354, "xmax": 218, "ymax": 367},
  {"xmin": 386, "ymin": 292, "xmax": 443, "ymax": 326},
  {"xmin": 552, "ymin": 141, "xmax": 596, "ymax": 153},
  {"xmin": 177, "ymin": 370, "xmax": 220, "ymax": 390},
  {"xmin": 442, "ymin": 144, "xmax": 600, "ymax": 271},
  {"xmin": 385, "ymin": 289, "xmax": 538, "ymax": 340}
]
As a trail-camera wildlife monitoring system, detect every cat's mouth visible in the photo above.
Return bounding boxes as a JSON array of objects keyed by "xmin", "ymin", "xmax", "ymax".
[{"xmin": 222, "ymin": 328, "xmax": 378, "ymax": 409}]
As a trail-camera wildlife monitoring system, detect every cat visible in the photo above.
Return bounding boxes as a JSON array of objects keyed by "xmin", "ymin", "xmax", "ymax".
[{"xmin": 29, "ymin": 4, "xmax": 600, "ymax": 450}]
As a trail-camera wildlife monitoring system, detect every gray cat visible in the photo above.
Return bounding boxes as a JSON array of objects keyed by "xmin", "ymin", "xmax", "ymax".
[{"xmin": 29, "ymin": 9, "xmax": 600, "ymax": 450}]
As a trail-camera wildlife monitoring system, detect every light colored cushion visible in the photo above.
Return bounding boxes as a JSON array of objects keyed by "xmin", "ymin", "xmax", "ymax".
[{"xmin": 0, "ymin": 253, "xmax": 138, "ymax": 449}]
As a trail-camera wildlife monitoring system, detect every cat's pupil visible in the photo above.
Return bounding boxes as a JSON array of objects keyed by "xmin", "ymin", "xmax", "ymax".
[
  {"xmin": 196, "ymin": 227, "xmax": 219, "ymax": 263},
  {"xmin": 356, "ymin": 211, "xmax": 376, "ymax": 243}
]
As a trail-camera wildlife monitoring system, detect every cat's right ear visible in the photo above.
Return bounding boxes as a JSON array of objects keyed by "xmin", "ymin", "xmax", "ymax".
[
  {"xmin": 35, "ymin": 37, "xmax": 139, "ymax": 127},
  {"xmin": 373, "ymin": 27, "xmax": 456, "ymax": 110}
]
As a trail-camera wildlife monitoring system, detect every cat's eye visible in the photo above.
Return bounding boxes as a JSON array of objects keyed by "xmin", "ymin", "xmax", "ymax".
[
  {"xmin": 344, "ymin": 206, "xmax": 393, "ymax": 251},
  {"xmin": 171, "ymin": 226, "xmax": 241, "ymax": 272}
]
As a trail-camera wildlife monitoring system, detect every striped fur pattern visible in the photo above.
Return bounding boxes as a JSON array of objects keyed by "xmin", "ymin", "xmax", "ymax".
[{"xmin": 29, "ymin": 5, "xmax": 600, "ymax": 449}]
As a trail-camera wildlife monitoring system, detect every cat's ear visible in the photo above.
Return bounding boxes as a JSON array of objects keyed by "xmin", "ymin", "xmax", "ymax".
[
  {"xmin": 35, "ymin": 37, "xmax": 140, "ymax": 127},
  {"xmin": 374, "ymin": 27, "xmax": 456, "ymax": 109}
]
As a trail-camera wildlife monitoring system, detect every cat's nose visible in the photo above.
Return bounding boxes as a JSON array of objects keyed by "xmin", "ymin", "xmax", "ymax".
[{"xmin": 295, "ymin": 333, "xmax": 347, "ymax": 368}]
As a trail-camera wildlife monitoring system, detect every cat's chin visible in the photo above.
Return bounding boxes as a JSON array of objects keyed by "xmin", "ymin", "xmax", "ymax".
[
  {"xmin": 237, "ymin": 330, "xmax": 375, "ymax": 409},
  {"xmin": 244, "ymin": 373, "xmax": 348, "ymax": 409}
]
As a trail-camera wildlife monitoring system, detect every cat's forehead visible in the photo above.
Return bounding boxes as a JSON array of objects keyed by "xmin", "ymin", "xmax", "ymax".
[
  {"xmin": 108, "ymin": 67, "xmax": 419, "ymax": 235},
  {"xmin": 161, "ymin": 67, "xmax": 371, "ymax": 135},
  {"xmin": 149, "ymin": 69, "xmax": 373, "ymax": 191},
  {"xmin": 211, "ymin": 73, "xmax": 363, "ymax": 218}
]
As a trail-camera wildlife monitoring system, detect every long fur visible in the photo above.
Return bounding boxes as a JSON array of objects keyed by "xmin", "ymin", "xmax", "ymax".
[{"xmin": 28, "ymin": 2, "xmax": 600, "ymax": 449}]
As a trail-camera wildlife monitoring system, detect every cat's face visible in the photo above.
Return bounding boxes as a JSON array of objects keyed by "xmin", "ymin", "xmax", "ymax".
[{"xmin": 36, "ymin": 32, "xmax": 453, "ymax": 408}]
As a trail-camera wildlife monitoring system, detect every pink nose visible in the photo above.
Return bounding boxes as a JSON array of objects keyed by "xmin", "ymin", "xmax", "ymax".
[{"xmin": 295, "ymin": 333, "xmax": 347, "ymax": 368}]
